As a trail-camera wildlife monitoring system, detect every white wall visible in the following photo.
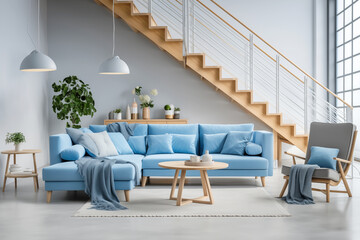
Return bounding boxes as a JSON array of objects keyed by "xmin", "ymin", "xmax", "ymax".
[
  {"xmin": 46, "ymin": 0, "xmax": 328, "ymax": 154},
  {"xmin": 0, "ymin": 0, "xmax": 49, "ymax": 182}
]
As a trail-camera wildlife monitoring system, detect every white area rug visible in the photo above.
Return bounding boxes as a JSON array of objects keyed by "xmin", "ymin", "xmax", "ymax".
[{"xmin": 74, "ymin": 186, "xmax": 290, "ymax": 217}]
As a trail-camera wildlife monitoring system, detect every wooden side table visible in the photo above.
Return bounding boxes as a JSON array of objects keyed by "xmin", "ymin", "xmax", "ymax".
[
  {"xmin": 158, "ymin": 161, "xmax": 229, "ymax": 206},
  {"xmin": 2, "ymin": 149, "xmax": 41, "ymax": 192}
]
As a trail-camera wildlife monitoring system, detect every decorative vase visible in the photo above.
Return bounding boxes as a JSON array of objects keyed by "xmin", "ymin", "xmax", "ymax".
[
  {"xmin": 126, "ymin": 105, "xmax": 131, "ymax": 120},
  {"xmin": 165, "ymin": 110, "xmax": 173, "ymax": 119},
  {"xmin": 143, "ymin": 107, "xmax": 150, "ymax": 119},
  {"xmin": 201, "ymin": 150, "xmax": 212, "ymax": 162},
  {"xmin": 174, "ymin": 111, "xmax": 180, "ymax": 119},
  {"xmin": 131, "ymin": 98, "xmax": 138, "ymax": 120},
  {"xmin": 15, "ymin": 143, "xmax": 21, "ymax": 152},
  {"xmin": 108, "ymin": 111, "xmax": 114, "ymax": 119},
  {"xmin": 114, "ymin": 112, "xmax": 122, "ymax": 120}
]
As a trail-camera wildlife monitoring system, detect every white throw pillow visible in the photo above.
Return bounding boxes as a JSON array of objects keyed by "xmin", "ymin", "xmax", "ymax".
[{"xmin": 87, "ymin": 131, "xmax": 118, "ymax": 157}]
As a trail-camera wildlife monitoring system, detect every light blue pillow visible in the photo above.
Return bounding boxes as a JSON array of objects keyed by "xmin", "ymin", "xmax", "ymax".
[
  {"xmin": 245, "ymin": 142, "xmax": 263, "ymax": 156},
  {"xmin": 80, "ymin": 128, "xmax": 93, "ymax": 133},
  {"xmin": 172, "ymin": 134, "xmax": 196, "ymax": 154},
  {"xmin": 66, "ymin": 128, "xmax": 98, "ymax": 157},
  {"xmin": 307, "ymin": 146, "xmax": 340, "ymax": 170},
  {"xmin": 108, "ymin": 133, "xmax": 134, "ymax": 155},
  {"xmin": 147, "ymin": 134, "xmax": 174, "ymax": 155},
  {"xmin": 221, "ymin": 131, "xmax": 253, "ymax": 156},
  {"xmin": 60, "ymin": 144, "xmax": 85, "ymax": 161},
  {"xmin": 128, "ymin": 136, "xmax": 146, "ymax": 155},
  {"xmin": 203, "ymin": 133, "xmax": 227, "ymax": 154}
]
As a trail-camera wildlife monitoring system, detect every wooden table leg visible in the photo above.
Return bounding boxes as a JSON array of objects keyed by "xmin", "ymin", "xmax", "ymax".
[
  {"xmin": 203, "ymin": 170, "xmax": 214, "ymax": 204},
  {"xmin": 2, "ymin": 154, "xmax": 10, "ymax": 192},
  {"xmin": 14, "ymin": 154, "xmax": 17, "ymax": 189},
  {"xmin": 200, "ymin": 170, "xmax": 208, "ymax": 196},
  {"xmin": 33, "ymin": 177, "xmax": 37, "ymax": 192},
  {"xmin": 170, "ymin": 169, "xmax": 179, "ymax": 200},
  {"xmin": 176, "ymin": 170, "xmax": 187, "ymax": 206},
  {"xmin": 33, "ymin": 153, "xmax": 39, "ymax": 189}
]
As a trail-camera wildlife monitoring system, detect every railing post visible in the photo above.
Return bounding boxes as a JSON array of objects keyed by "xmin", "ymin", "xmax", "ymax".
[
  {"xmin": 276, "ymin": 55, "xmax": 280, "ymax": 113},
  {"xmin": 249, "ymin": 34, "xmax": 254, "ymax": 90},
  {"xmin": 304, "ymin": 76, "xmax": 308, "ymax": 133},
  {"xmin": 182, "ymin": 0, "xmax": 189, "ymax": 56},
  {"xmin": 148, "ymin": 0, "xmax": 152, "ymax": 14},
  {"xmin": 190, "ymin": 0, "xmax": 195, "ymax": 53},
  {"xmin": 346, "ymin": 106, "xmax": 353, "ymax": 123}
]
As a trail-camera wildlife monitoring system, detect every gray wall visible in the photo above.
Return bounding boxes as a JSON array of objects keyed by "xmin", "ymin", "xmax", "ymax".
[
  {"xmin": 0, "ymin": 0, "xmax": 49, "ymax": 181},
  {"xmin": 47, "ymin": 0, "xmax": 328, "ymax": 159}
]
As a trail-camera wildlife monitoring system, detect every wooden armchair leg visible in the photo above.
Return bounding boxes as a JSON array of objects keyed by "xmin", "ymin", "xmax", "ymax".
[
  {"xmin": 342, "ymin": 177, "xmax": 352, "ymax": 197},
  {"xmin": 124, "ymin": 190, "xmax": 130, "ymax": 202},
  {"xmin": 326, "ymin": 183, "xmax": 330, "ymax": 203},
  {"xmin": 279, "ymin": 179, "xmax": 289, "ymax": 197},
  {"xmin": 141, "ymin": 176, "xmax": 148, "ymax": 187},
  {"xmin": 46, "ymin": 191, "xmax": 52, "ymax": 203},
  {"xmin": 260, "ymin": 177, "xmax": 265, "ymax": 187}
]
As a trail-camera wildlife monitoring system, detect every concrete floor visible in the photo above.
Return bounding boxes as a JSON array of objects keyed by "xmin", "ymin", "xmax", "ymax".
[{"xmin": 1, "ymin": 159, "xmax": 360, "ymax": 240}]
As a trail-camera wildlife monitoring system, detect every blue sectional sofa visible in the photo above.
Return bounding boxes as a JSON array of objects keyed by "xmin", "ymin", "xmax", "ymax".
[{"xmin": 42, "ymin": 124, "xmax": 273, "ymax": 202}]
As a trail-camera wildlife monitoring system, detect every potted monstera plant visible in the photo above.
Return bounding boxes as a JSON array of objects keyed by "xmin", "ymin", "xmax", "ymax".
[{"xmin": 52, "ymin": 76, "xmax": 97, "ymax": 128}]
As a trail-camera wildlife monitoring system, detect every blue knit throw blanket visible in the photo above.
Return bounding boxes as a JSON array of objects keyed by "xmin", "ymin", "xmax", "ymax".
[{"xmin": 75, "ymin": 157, "xmax": 140, "ymax": 210}]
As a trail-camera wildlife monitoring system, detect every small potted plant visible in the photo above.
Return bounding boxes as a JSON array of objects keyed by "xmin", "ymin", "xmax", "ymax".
[
  {"xmin": 6, "ymin": 132, "xmax": 26, "ymax": 152},
  {"xmin": 114, "ymin": 109, "xmax": 122, "ymax": 120},
  {"xmin": 164, "ymin": 105, "xmax": 173, "ymax": 119},
  {"xmin": 174, "ymin": 107, "xmax": 181, "ymax": 119}
]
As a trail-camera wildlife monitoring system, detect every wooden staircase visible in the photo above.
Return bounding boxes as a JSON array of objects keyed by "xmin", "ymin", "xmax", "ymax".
[{"xmin": 95, "ymin": 0, "xmax": 308, "ymax": 153}]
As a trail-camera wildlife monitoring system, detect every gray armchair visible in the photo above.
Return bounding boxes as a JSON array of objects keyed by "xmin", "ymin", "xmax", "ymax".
[{"xmin": 279, "ymin": 122, "xmax": 357, "ymax": 202}]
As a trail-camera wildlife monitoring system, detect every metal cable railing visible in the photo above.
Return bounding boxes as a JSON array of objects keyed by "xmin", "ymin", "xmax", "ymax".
[{"xmin": 128, "ymin": 0, "xmax": 353, "ymax": 134}]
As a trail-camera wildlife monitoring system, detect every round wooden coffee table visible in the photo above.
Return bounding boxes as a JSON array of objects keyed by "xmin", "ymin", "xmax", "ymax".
[{"xmin": 158, "ymin": 161, "xmax": 228, "ymax": 206}]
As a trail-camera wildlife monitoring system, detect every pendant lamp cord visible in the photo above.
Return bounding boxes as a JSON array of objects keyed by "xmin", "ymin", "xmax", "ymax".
[
  {"xmin": 27, "ymin": 0, "xmax": 37, "ymax": 49},
  {"xmin": 38, "ymin": 0, "xmax": 40, "ymax": 49},
  {"xmin": 112, "ymin": 0, "xmax": 115, "ymax": 57}
]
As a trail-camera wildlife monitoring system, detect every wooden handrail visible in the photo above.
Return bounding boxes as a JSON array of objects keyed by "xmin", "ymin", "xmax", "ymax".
[{"xmin": 209, "ymin": 0, "xmax": 352, "ymax": 109}]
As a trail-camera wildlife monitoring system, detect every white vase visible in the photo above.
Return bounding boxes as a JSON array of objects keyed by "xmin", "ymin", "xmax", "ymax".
[
  {"xmin": 15, "ymin": 143, "xmax": 21, "ymax": 152},
  {"xmin": 165, "ymin": 110, "xmax": 173, "ymax": 119},
  {"xmin": 126, "ymin": 105, "xmax": 131, "ymax": 120},
  {"xmin": 201, "ymin": 150, "xmax": 212, "ymax": 162},
  {"xmin": 114, "ymin": 112, "xmax": 122, "ymax": 120}
]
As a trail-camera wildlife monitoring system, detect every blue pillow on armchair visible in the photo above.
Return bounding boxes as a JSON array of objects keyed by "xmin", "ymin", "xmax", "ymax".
[
  {"xmin": 221, "ymin": 131, "xmax": 253, "ymax": 156},
  {"xmin": 307, "ymin": 146, "xmax": 339, "ymax": 170}
]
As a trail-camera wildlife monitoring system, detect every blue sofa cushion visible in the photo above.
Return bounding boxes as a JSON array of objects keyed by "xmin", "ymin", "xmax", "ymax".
[
  {"xmin": 90, "ymin": 124, "xmax": 148, "ymax": 136},
  {"xmin": 199, "ymin": 124, "xmax": 254, "ymax": 154},
  {"xmin": 143, "ymin": 153, "xmax": 267, "ymax": 170},
  {"xmin": 80, "ymin": 127, "xmax": 92, "ymax": 133},
  {"xmin": 245, "ymin": 142, "xmax": 263, "ymax": 156},
  {"xmin": 66, "ymin": 128, "xmax": 98, "ymax": 157},
  {"xmin": 60, "ymin": 145, "xmax": 85, "ymax": 161},
  {"xmin": 128, "ymin": 136, "xmax": 146, "ymax": 155},
  {"xmin": 203, "ymin": 133, "xmax": 227, "ymax": 154},
  {"xmin": 142, "ymin": 154, "xmax": 192, "ymax": 168},
  {"xmin": 148, "ymin": 124, "xmax": 199, "ymax": 154},
  {"xmin": 172, "ymin": 134, "xmax": 196, "ymax": 154},
  {"xmin": 307, "ymin": 146, "xmax": 339, "ymax": 170},
  {"xmin": 147, "ymin": 134, "xmax": 174, "ymax": 155},
  {"xmin": 43, "ymin": 154, "xmax": 143, "ymax": 181},
  {"xmin": 108, "ymin": 132, "xmax": 134, "ymax": 155},
  {"xmin": 221, "ymin": 131, "xmax": 253, "ymax": 156}
]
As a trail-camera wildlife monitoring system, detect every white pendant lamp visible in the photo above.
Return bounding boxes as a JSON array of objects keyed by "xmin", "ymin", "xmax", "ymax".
[
  {"xmin": 99, "ymin": 0, "xmax": 129, "ymax": 75},
  {"xmin": 20, "ymin": 0, "xmax": 56, "ymax": 72}
]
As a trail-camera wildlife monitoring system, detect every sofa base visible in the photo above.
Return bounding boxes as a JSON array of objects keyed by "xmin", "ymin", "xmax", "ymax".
[{"xmin": 45, "ymin": 180, "xmax": 135, "ymax": 203}]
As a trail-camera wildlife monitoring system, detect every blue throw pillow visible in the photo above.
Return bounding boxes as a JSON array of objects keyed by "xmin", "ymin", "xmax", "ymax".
[
  {"xmin": 221, "ymin": 131, "xmax": 253, "ymax": 156},
  {"xmin": 80, "ymin": 128, "xmax": 93, "ymax": 133},
  {"xmin": 108, "ymin": 133, "xmax": 134, "ymax": 155},
  {"xmin": 128, "ymin": 136, "xmax": 146, "ymax": 155},
  {"xmin": 307, "ymin": 146, "xmax": 340, "ymax": 170},
  {"xmin": 147, "ymin": 134, "xmax": 174, "ymax": 155},
  {"xmin": 202, "ymin": 133, "xmax": 227, "ymax": 154},
  {"xmin": 60, "ymin": 144, "xmax": 86, "ymax": 161},
  {"xmin": 172, "ymin": 134, "xmax": 196, "ymax": 154},
  {"xmin": 245, "ymin": 142, "xmax": 263, "ymax": 156},
  {"xmin": 66, "ymin": 128, "xmax": 98, "ymax": 157}
]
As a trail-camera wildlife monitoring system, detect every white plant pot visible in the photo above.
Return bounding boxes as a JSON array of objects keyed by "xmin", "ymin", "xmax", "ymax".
[
  {"xmin": 165, "ymin": 110, "xmax": 173, "ymax": 119},
  {"xmin": 15, "ymin": 143, "xmax": 21, "ymax": 152},
  {"xmin": 114, "ymin": 113, "xmax": 122, "ymax": 120}
]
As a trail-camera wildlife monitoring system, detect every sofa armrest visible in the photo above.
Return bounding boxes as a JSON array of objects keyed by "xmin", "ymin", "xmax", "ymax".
[
  {"xmin": 49, "ymin": 134, "xmax": 73, "ymax": 165},
  {"xmin": 253, "ymin": 131, "xmax": 273, "ymax": 176}
]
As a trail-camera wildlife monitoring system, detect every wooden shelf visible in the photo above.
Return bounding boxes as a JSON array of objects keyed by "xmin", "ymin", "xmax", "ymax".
[
  {"xmin": 6, "ymin": 172, "xmax": 38, "ymax": 178},
  {"xmin": 104, "ymin": 119, "xmax": 188, "ymax": 125}
]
